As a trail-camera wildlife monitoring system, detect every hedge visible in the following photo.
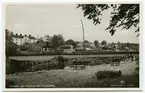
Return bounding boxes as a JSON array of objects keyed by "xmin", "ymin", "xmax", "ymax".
[
  {"xmin": 6, "ymin": 56, "xmax": 65, "ymax": 74},
  {"xmin": 95, "ymin": 70, "xmax": 122, "ymax": 80}
]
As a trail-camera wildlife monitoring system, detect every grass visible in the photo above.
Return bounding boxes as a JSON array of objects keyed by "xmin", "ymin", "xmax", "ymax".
[
  {"xmin": 83, "ymin": 74, "xmax": 139, "ymax": 88},
  {"xmin": 6, "ymin": 61, "xmax": 138, "ymax": 88}
]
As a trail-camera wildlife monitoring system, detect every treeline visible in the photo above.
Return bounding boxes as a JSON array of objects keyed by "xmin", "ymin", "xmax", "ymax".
[{"xmin": 6, "ymin": 29, "xmax": 139, "ymax": 56}]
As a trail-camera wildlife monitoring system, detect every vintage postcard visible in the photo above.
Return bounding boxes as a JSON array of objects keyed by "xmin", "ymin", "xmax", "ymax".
[{"xmin": 4, "ymin": 2, "xmax": 142, "ymax": 92}]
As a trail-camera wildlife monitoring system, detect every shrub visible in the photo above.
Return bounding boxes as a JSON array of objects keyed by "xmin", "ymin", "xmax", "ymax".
[
  {"xmin": 6, "ymin": 58, "xmax": 65, "ymax": 74},
  {"xmin": 6, "ymin": 58, "xmax": 12, "ymax": 74},
  {"xmin": 95, "ymin": 70, "xmax": 122, "ymax": 80},
  {"xmin": 84, "ymin": 74, "xmax": 139, "ymax": 88},
  {"xmin": 89, "ymin": 60, "xmax": 101, "ymax": 66},
  {"xmin": 57, "ymin": 56, "xmax": 65, "ymax": 69},
  {"xmin": 6, "ymin": 59, "xmax": 24, "ymax": 74},
  {"xmin": 6, "ymin": 79, "xmax": 15, "ymax": 88}
]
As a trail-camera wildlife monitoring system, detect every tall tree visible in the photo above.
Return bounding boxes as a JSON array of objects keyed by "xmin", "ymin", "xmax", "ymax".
[
  {"xmin": 117, "ymin": 41, "xmax": 121, "ymax": 50},
  {"xmin": 84, "ymin": 40, "xmax": 89, "ymax": 43},
  {"xmin": 6, "ymin": 29, "xmax": 18, "ymax": 56},
  {"xmin": 101, "ymin": 40, "xmax": 107, "ymax": 45},
  {"xmin": 66, "ymin": 39, "xmax": 77, "ymax": 47},
  {"xmin": 77, "ymin": 4, "xmax": 139, "ymax": 36},
  {"xmin": 94, "ymin": 40, "xmax": 99, "ymax": 48},
  {"xmin": 50, "ymin": 34, "xmax": 65, "ymax": 50},
  {"xmin": 57, "ymin": 34, "xmax": 65, "ymax": 46}
]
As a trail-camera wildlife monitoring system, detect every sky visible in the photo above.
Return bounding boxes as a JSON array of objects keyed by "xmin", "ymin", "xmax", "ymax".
[{"xmin": 5, "ymin": 4, "xmax": 139, "ymax": 43}]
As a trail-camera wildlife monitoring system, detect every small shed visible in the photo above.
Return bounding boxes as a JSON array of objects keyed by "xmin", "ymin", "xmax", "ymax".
[{"xmin": 42, "ymin": 45, "xmax": 51, "ymax": 52}]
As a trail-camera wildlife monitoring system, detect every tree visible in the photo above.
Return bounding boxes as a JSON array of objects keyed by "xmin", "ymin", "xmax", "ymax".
[
  {"xmin": 126, "ymin": 42, "xmax": 131, "ymax": 48},
  {"xmin": 45, "ymin": 35, "xmax": 50, "ymax": 41},
  {"xmin": 50, "ymin": 34, "xmax": 65, "ymax": 50},
  {"xmin": 101, "ymin": 40, "xmax": 107, "ymax": 45},
  {"xmin": 110, "ymin": 42, "xmax": 116, "ymax": 51},
  {"xmin": 77, "ymin": 4, "xmax": 139, "ymax": 36},
  {"xmin": 66, "ymin": 39, "xmax": 77, "ymax": 47},
  {"xmin": 84, "ymin": 40, "xmax": 89, "ymax": 43},
  {"xmin": 120, "ymin": 43, "xmax": 126, "ymax": 51},
  {"xmin": 6, "ymin": 29, "xmax": 18, "ymax": 56},
  {"xmin": 94, "ymin": 40, "xmax": 99, "ymax": 48},
  {"xmin": 19, "ymin": 42, "xmax": 43, "ymax": 54},
  {"xmin": 117, "ymin": 41, "xmax": 121, "ymax": 50},
  {"xmin": 6, "ymin": 29, "xmax": 14, "ymax": 41},
  {"xmin": 6, "ymin": 41, "xmax": 18, "ymax": 56},
  {"xmin": 38, "ymin": 38, "xmax": 45, "ymax": 44},
  {"xmin": 57, "ymin": 34, "xmax": 65, "ymax": 46}
]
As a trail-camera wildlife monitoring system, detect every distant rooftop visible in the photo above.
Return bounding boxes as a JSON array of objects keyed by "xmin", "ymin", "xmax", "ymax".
[{"xmin": 13, "ymin": 34, "xmax": 36, "ymax": 39}]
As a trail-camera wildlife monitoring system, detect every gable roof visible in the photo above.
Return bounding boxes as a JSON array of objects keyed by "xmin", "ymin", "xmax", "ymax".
[{"xmin": 13, "ymin": 35, "xmax": 23, "ymax": 38}]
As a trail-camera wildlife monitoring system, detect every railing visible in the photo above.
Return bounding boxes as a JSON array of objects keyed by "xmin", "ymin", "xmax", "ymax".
[{"xmin": 9, "ymin": 51, "xmax": 139, "ymax": 56}]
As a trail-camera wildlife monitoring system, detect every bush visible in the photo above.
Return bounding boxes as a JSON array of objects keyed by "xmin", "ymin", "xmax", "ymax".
[
  {"xmin": 95, "ymin": 70, "xmax": 122, "ymax": 80},
  {"xmin": 6, "ymin": 57, "xmax": 65, "ymax": 74},
  {"xmin": 6, "ymin": 59, "xmax": 24, "ymax": 74},
  {"xmin": 84, "ymin": 74, "xmax": 139, "ymax": 88},
  {"xmin": 6, "ymin": 79, "xmax": 15, "ymax": 88},
  {"xmin": 6, "ymin": 59, "xmax": 32, "ymax": 74},
  {"xmin": 57, "ymin": 56, "xmax": 65, "ymax": 69},
  {"xmin": 89, "ymin": 60, "xmax": 101, "ymax": 66},
  {"xmin": 6, "ymin": 59, "xmax": 12, "ymax": 74}
]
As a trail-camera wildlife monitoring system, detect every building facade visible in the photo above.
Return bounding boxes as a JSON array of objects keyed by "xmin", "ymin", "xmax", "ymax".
[
  {"xmin": 12, "ymin": 34, "xmax": 37, "ymax": 45},
  {"xmin": 61, "ymin": 45, "xmax": 75, "ymax": 53}
]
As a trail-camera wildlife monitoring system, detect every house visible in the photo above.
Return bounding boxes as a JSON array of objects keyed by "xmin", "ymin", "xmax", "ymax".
[
  {"xmin": 42, "ymin": 35, "xmax": 51, "ymax": 42},
  {"xmin": 12, "ymin": 33, "xmax": 37, "ymax": 45},
  {"xmin": 77, "ymin": 42, "xmax": 83, "ymax": 47},
  {"xmin": 76, "ymin": 42, "xmax": 84, "ymax": 51},
  {"xmin": 61, "ymin": 45, "xmax": 75, "ymax": 53},
  {"xmin": 85, "ymin": 48, "xmax": 92, "ymax": 51},
  {"xmin": 76, "ymin": 42, "xmax": 96, "ymax": 51},
  {"xmin": 42, "ymin": 45, "xmax": 51, "ymax": 52},
  {"xmin": 89, "ymin": 43, "xmax": 96, "ymax": 49}
]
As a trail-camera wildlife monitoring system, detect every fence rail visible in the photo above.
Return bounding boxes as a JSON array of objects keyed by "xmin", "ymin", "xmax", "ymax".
[
  {"xmin": 9, "ymin": 52, "xmax": 139, "ymax": 61},
  {"xmin": 9, "ymin": 51, "xmax": 139, "ymax": 56}
]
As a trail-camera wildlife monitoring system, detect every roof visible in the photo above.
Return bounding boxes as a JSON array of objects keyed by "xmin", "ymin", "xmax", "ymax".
[
  {"xmin": 61, "ymin": 45, "xmax": 73, "ymax": 49},
  {"xmin": 12, "ymin": 34, "xmax": 36, "ymax": 39},
  {"xmin": 99, "ymin": 44, "xmax": 106, "ymax": 48},
  {"xmin": 13, "ymin": 35, "xmax": 23, "ymax": 38},
  {"xmin": 28, "ymin": 35, "xmax": 36, "ymax": 39}
]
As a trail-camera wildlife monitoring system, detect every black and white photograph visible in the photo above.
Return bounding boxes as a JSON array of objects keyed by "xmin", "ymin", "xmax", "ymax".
[{"xmin": 5, "ymin": 3, "xmax": 140, "ymax": 90}]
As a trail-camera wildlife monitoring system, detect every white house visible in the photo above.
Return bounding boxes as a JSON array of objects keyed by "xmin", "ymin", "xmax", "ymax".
[
  {"xmin": 42, "ymin": 45, "xmax": 51, "ymax": 52},
  {"xmin": 41, "ymin": 35, "xmax": 51, "ymax": 42},
  {"xmin": 76, "ymin": 42, "xmax": 96, "ymax": 51},
  {"xmin": 61, "ymin": 45, "xmax": 75, "ymax": 53},
  {"xmin": 12, "ymin": 34, "xmax": 37, "ymax": 45}
]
